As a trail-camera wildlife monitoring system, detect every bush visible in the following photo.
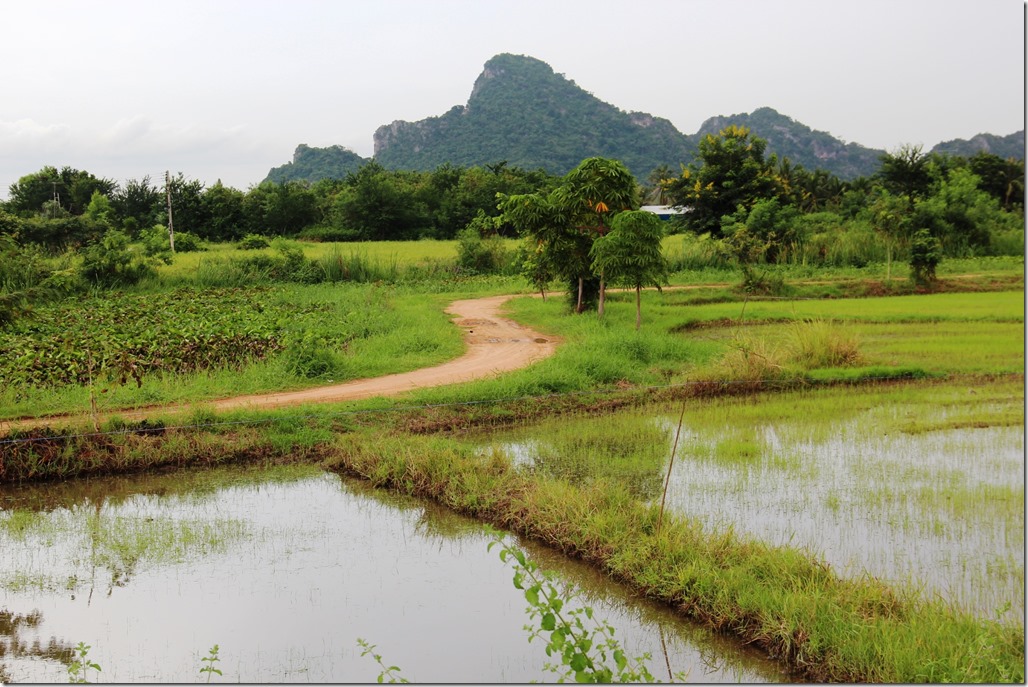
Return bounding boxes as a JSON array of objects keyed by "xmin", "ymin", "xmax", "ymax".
[
  {"xmin": 456, "ymin": 213, "xmax": 510, "ymax": 274},
  {"xmin": 80, "ymin": 228, "xmax": 156, "ymax": 287},
  {"xmin": 237, "ymin": 233, "xmax": 271, "ymax": 250},
  {"xmin": 909, "ymin": 228, "xmax": 942, "ymax": 286},
  {"xmin": 296, "ymin": 225, "xmax": 363, "ymax": 242}
]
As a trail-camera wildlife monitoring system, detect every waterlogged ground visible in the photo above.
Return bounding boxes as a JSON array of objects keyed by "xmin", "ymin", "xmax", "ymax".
[
  {"xmin": 483, "ymin": 379, "xmax": 1025, "ymax": 623},
  {"xmin": 0, "ymin": 464, "xmax": 785, "ymax": 683}
]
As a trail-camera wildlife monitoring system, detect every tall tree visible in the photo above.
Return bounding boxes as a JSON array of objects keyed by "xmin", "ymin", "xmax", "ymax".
[
  {"xmin": 590, "ymin": 210, "xmax": 668, "ymax": 329},
  {"xmin": 878, "ymin": 144, "xmax": 933, "ymax": 207},
  {"xmin": 666, "ymin": 125, "xmax": 779, "ymax": 238},
  {"xmin": 551, "ymin": 157, "xmax": 637, "ymax": 314},
  {"xmin": 6, "ymin": 166, "xmax": 115, "ymax": 217}
]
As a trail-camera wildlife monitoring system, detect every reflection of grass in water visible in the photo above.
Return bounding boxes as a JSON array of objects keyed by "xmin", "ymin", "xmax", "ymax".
[
  {"xmin": 0, "ymin": 502, "xmax": 249, "ymax": 594},
  {"xmin": 491, "ymin": 412, "xmax": 669, "ymax": 499},
  {"xmin": 479, "ymin": 407, "xmax": 670, "ymax": 499}
]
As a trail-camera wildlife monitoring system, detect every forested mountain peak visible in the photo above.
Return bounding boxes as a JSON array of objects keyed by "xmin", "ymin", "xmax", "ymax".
[
  {"xmin": 372, "ymin": 53, "xmax": 695, "ymax": 177},
  {"xmin": 268, "ymin": 54, "xmax": 1024, "ymax": 184}
]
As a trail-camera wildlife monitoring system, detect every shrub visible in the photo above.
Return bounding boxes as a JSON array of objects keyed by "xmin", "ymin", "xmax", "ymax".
[
  {"xmin": 909, "ymin": 228, "xmax": 942, "ymax": 286},
  {"xmin": 79, "ymin": 228, "xmax": 156, "ymax": 287},
  {"xmin": 456, "ymin": 213, "xmax": 510, "ymax": 274},
  {"xmin": 237, "ymin": 233, "xmax": 271, "ymax": 250}
]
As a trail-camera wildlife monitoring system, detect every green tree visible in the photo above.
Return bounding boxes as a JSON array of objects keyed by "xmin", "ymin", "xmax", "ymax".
[
  {"xmin": 913, "ymin": 167, "xmax": 1020, "ymax": 256},
  {"xmin": 909, "ymin": 228, "xmax": 942, "ymax": 286},
  {"xmin": 331, "ymin": 162, "xmax": 431, "ymax": 240},
  {"xmin": 200, "ymin": 181, "xmax": 247, "ymax": 240},
  {"xmin": 878, "ymin": 144, "xmax": 934, "ymax": 207},
  {"xmin": 968, "ymin": 152, "xmax": 1025, "ymax": 213},
  {"xmin": 868, "ymin": 190, "xmax": 910, "ymax": 281},
  {"xmin": 112, "ymin": 176, "xmax": 162, "ymax": 235},
  {"xmin": 6, "ymin": 166, "xmax": 116, "ymax": 217},
  {"xmin": 243, "ymin": 181, "xmax": 319, "ymax": 236},
  {"xmin": 84, "ymin": 191, "xmax": 114, "ymax": 227},
  {"xmin": 551, "ymin": 157, "xmax": 638, "ymax": 315},
  {"xmin": 500, "ymin": 190, "xmax": 594, "ymax": 310},
  {"xmin": 590, "ymin": 210, "xmax": 668, "ymax": 329},
  {"xmin": 163, "ymin": 173, "xmax": 209, "ymax": 237},
  {"xmin": 666, "ymin": 125, "xmax": 779, "ymax": 237}
]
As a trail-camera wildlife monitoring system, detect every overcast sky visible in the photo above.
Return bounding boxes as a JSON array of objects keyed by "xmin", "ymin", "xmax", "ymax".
[{"xmin": 1, "ymin": 0, "xmax": 1023, "ymax": 198}]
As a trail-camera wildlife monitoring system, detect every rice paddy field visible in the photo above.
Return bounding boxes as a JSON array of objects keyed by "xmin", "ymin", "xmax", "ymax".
[
  {"xmin": 473, "ymin": 378, "xmax": 1024, "ymax": 622},
  {"xmin": 0, "ymin": 255, "xmax": 1024, "ymax": 682}
]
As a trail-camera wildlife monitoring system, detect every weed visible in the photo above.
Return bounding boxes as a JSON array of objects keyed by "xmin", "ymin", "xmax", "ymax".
[
  {"xmin": 67, "ymin": 641, "xmax": 101, "ymax": 684},
  {"xmin": 199, "ymin": 644, "xmax": 223, "ymax": 682},
  {"xmin": 356, "ymin": 638, "xmax": 410, "ymax": 683}
]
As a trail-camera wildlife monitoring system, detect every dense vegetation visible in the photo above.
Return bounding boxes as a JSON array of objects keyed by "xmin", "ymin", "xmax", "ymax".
[
  {"xmin": 366, "ymin": 53, "xmax": 1023, "ymax": 182},
  {"xmin": 264, "ymin": 144, "xmax": 367, "ymax": 184},
  {"xmin": 373, "ymin": 53, "xmax": 696, "ymax": 179}
]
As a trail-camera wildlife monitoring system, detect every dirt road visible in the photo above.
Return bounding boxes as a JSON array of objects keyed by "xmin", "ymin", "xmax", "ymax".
[{"xmin": 1, "ymin": 294, "xmax": 559, "ymax": 433}]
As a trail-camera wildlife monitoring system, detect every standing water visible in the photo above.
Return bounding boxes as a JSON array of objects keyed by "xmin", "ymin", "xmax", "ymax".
[{"xmin": 0, "ymin": 463, "xmax": 785, "ymax": 683}]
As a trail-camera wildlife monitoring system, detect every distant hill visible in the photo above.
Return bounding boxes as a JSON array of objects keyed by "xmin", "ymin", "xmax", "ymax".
[
  {"xmin": 266, "ymin": 54, "xmax": 1024, "ymax": 183},
  {"xmin": 930, "ymin": 131, "xmax": 1026, "ymax": 160},
  {"xmin": 263, "ymin": 144, "xmax": 367, "ymax": 184},
  {"xmin": 372, "ymin": 53, "xmax": 696, "ymax": 178},
  {"xmin": 693, "ymin": 107, "xmax": 885, "ymax": 180}
]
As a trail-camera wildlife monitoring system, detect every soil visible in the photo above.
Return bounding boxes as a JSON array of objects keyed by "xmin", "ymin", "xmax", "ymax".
[{"xmin": 0, "ymin": 294, "xmax": 560, "ymax": 433}]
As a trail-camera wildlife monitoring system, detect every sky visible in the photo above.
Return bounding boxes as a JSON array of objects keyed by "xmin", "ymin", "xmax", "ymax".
[{"xmin": 0, "ymin": 0, "xmax": 1023, "ymax": 198}]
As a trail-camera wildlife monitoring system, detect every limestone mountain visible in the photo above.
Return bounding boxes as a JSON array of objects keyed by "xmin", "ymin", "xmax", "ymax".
[
  {"xmin": 264, "ymin": 144, "xmax": 367, "ymax": 184},
  {"xmin": 930, "ymin": 131, "xmax": 1026, "ymax": 160},
  {"xmin": 266, "ymin": 54, "xmax": 1023, "ymax": 183},
  {"xmin": 372, "ymin": 53, "xmax": 696, "ymax": 178},
  {"xmin": 693, "ymin": 107, "xmax": 885, "ymax": 180}
]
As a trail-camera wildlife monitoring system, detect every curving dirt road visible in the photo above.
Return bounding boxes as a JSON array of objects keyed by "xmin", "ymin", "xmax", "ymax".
[{"xmin": 1, "ymin": 294, "xmax": 559, "ymax": 433}]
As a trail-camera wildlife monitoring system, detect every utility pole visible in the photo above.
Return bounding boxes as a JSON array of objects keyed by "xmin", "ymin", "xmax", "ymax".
[{"xmin": 165, "ymin": 170, "xmax": 176, "ymax": 253}]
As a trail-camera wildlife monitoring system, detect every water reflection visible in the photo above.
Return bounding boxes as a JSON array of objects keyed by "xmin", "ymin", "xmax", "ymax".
[
  {"xmin": 476, "ymin": 383, "xmax": 1024, "ymax": 622},
  {"xmin": 0, "ymin": 609, "xmax": 75, "ymax": 683},
  {"xmin": 0, "ymin": 463, "xmax": 784, "ymax": 683}
]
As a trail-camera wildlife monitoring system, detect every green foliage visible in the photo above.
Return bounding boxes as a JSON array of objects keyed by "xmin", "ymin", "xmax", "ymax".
[
  {"xmin": 909, "ymin": 228, "xmax": 942, "ymax": 286},
  {"xmin": 357, "ymin": 638, "xmax": 410, "ymax": 684},
  {"xmin": 667, "ymin": 125, "xmax": 780, "ymax": 237},
  {"xmin": 591, "ymin": 210, "xmax": 668, "ymax": 328},
  {"xmin": 265, "ymin": 144, "xmax": 368, "ymax": 184},
  {"xmin": 282, "ymin": 332, "xmax": 343, "ymax": 379},
  {"xmin": 0, "ymin": 288, "xmax": 283, "ymax": 391},
  {"xmin": 913, "ymin": 167, "xmax": 1021, "ymax": 256},
  {"xmin": 237, "ymin": 233, "xmax": 270, "ymax": 250},
  {"xmin": 67, "ymin": 641, "xmax": 101, "ymax": 683},
  {"xmin": 199, "ymin": 644, "xmax": 222, "ymax": 682},
  {"xmin": 6, "ymin": 165, "xmax": 116, "ymax": 217},
  {"xmin": 456, "ymin": 212, "xmax": 510, "ymax": 274},
  {"xmin": 79, "ymin": 227, "xmax": 156, "ymax": 287},
  {"xmin": 487, "ymin": 533, "xmax": 659, "ymax": 683}
]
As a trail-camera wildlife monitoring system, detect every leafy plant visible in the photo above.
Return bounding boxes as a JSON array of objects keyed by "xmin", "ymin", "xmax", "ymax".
[
  {"xmin": 237, "ymin": 233, "xmax": 271, "ymax": 250},
  {"xmin": 487, "ymin": 532, "xmax": 661, "ymax": 683},
  {"xmin": 199, "ymin": 644, "xmax": 223, "ymax": 682},
  {"xmin": 67, "ymin": 641, "xmax": 101, "ymax": 684},
  {"xmin": 356, "ymin": 638, "xmax": 410, "ymax": 684},
  {"xmin": 909, "ymin": 228, "xmax": 942, "ymax": 286}
]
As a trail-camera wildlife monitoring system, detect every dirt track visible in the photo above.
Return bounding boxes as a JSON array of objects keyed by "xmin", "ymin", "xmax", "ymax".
[{"xmin": 0, "ymin": 294, "xmax": 559, "ymax": 433}]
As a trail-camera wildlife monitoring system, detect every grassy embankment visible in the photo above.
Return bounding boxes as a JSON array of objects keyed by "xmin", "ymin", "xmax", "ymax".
[{"xmin": 0, "ymin": 255, "xmax": 1023, "ymax": 682}]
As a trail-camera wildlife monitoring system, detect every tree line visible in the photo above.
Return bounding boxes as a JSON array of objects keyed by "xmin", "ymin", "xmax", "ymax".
[{"xmin": 0, "ymin": 130, "xmax": 1022, "ymax": 327}]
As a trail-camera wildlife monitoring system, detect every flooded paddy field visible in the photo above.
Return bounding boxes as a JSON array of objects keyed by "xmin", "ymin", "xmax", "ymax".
[
  {"xmin": 0, "ymin": 463, "xmax": 785, "ymax": 683},
  {"xmin": 480, "ymin": 378, "xmax": 1024, "ymax": 624}
]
